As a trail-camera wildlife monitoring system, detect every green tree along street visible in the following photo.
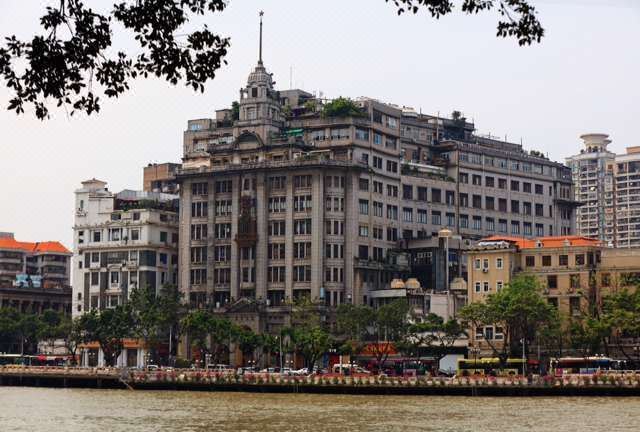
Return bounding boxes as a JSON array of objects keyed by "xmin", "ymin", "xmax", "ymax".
[
  {"xmin": 129, "ymin": 284, "xmax": 182, "ymax": 362},
  {"xmin": 1, "ymin": 275, "xmax": 639, "ymax": 371},
  {"xmin": 398, "ymin": 314, "xmax": 467, "ymax": 374},
  {"xmin": 601, "ymin": 289, "xmax": 640, "ymax": 360},
  {"xmin": 1, "ymin": 1, "xmax": 543, "ymax": 119},
  {"xmin": 336, "ymin": 299, "xmax": 411, "ymax": 369},
  {"xmin": 459, "ymin": 274, "xmax": 557, "ymax": 367},
  {"xmin": 78, "ymin": 306, "xmax": 135, "ymax": 367}
]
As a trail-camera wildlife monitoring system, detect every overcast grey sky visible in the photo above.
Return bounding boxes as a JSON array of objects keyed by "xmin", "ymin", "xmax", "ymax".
[{"xmin": 1, "ymin": 0, "xmax": 638, "ymax": 248}]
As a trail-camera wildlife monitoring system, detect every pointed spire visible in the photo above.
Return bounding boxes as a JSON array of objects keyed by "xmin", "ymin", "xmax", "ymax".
[{"xmin": 258, "ymin": 10, "xmax": 264, "ymax": 65}]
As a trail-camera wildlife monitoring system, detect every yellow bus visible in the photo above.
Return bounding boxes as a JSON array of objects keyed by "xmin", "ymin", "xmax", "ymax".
[{"xmin": 457, "ymin": 358, "xmax": 526, "ymax": 376}]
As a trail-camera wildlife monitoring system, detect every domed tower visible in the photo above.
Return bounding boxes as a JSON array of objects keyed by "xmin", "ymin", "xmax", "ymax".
[{"xmin": 237, "ymin": 12, "xmax": 283, "ymax": 140}]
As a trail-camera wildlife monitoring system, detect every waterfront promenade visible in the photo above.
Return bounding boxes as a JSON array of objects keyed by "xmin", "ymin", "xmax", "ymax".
[{"xmin": 3, "ymin": 366, "xmax": 640, "ymax": 396}]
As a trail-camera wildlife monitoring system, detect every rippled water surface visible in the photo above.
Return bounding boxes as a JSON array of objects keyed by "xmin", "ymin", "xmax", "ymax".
[{"xmin": 1, "ymin": 388, "xmax": 640, "ymax": 431}]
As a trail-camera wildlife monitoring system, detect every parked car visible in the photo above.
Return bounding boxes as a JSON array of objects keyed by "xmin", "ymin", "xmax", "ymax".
[{"xmin": 206, "ymin": 364, "xmax": 234, "ymax": 373}]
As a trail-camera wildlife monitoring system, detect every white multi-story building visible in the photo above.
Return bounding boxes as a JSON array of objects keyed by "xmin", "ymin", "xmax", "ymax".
[
  {"xmin": 72, "ymin": 179, "xmax": 179, "ymax": 367},
  {"xmin": 567, "ymin": 135, "xmax": 640, "ymax": 247},
  {"xmin": 614, "ymin": 146, "xmax": 640, "ymax": 248}
]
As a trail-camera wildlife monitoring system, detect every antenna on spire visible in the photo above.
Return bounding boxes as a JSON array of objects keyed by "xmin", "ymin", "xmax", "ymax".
[{"xmin": 258, "ymin": 11, "xmax": 264, "ymax": 64}]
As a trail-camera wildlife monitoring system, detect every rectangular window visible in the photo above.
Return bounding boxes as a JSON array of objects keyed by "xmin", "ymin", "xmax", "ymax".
[
  {"xmin": 402, "ymin": 207, "xmax": 413, "ymax": 222},
  {"xmin": 486, "ymin": 218, "xmax": 495, "ymax": 231},
  {"xmin": 387, "ymin": 205, "xmax": 398, "ymax": 220},
  {"xmin": 373, "ymin": 201, "xmax": 383, "ymax": 217},
  {"xmin": 359, "ymin": 199, "xmax": 369, "ymax": 215},
  {"xmin": 498, "ymin": 219, "xmax": 507, "ymax": 233},
  {"xmin": 542, "ymin": 255, "xmax": 552, "ymax": 267},
  {"xmin": 191, "ymin": 182, "xmax": 208, "ymax": 196},
  {"xmin": 355, "ymin": 128, "xmax": 369, "ymax": 141},
  {"xmin": 359, "ymin": 225, "xmax": 369, "ymax": 238},
  {"xmin": 417, "ymin": 187, "xmax": 428, "ymax": 201},
  {"xmin": 485, "ymin": 197, "xmax": 495, "ymax": 210},
  {"xmin": 446, "ymin": 213, "xmax": 455, "ymax": 227},
  {"xmin": 460, "ymin": 215, "xmax": 469, "ymax": 229},
  {"xmin": 526, "ymin": 256, "xmax": 535, "ymax": 267},
  {"xmin": 359, "ymin": 178, "xmax": 369, "ymax": 191},
  {"xmin": 191, "ymin": 201, "xmax": 208, "ymax": 218},
  {"xmin": 547, "ymin": 275, "xmax": 557, "ymax": 289},
  {"xmin": 472, "ymin": 216, "xmax": 482, "ymax": 230},
  {"xmin": 293, "ymin": 219, "xmax": 312, "ymax": 235},
  {"xmin": 459, "ymin": 193, "xmax": 468, "ymax": 208},
  {"xmin": 431, "ymin": 188, "xmax": 441, "ymax": 203},
  {"xmin": 535, "ymin": 184, "xmax": 543, "ymax": 194},
  {"xmin": 417, "ymin": 209, "xmax": 428, "ymax": 224},
  {"xmin": 511, "ymin": 221, "xmax": 520, "ymax": 235},
  {"xmin": 402, "ymin": 184, "xmax": 413, "ymax": 200},
  {"xmin": 431, "ymin": 211, "xmax": 441, "ymax": 225}
]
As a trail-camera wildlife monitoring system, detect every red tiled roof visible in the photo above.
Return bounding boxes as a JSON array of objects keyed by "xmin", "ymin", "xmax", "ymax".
[
  {"xmin": 0, "ymin": 237, "xmax": 70, "ymax": 254},
  {"xmin": 481, "ymin": 235, "xmax": 601, "ymax": 250}
]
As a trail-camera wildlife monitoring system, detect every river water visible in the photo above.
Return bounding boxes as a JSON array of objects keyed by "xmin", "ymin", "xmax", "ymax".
[{"xmin": 1, "ymin": 388, "xmax": 639, "ymax": 431}]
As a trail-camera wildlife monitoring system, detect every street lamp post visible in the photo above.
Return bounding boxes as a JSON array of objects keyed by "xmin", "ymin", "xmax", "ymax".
[{"xmin": 521, "ymin": 338, "xmax": 526, "ymax": 376}]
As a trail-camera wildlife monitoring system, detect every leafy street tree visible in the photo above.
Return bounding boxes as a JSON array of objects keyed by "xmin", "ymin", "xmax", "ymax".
[
  {"xmin": 286, "ymin": 297, "xmax": 333, "ymax": 371},
  {"xmin": 58, "ymin": 315, "xmax": 84, "ymax": 366},
  {"xmin": 398, "ymin": 313, "xmax": 466, "ymax": 374},
  {"xmin": 129, "ymin": 284, "xmax": 182, "ymax": 363},
  {"xmin": 459, "ymin": 274, "xmax": 555, "ymax": 367},
  {"xmin": 287, "ymin": 325, "xmax": 333, "ymax": 372},
  {"xmin": 336, "ymin": 299, "xmax": 411, "ymax": 370},
  {"xmin": 601, "ymin": 289, "xmax": 640, "ymax": 360},
  {"xmin": 1, "ymin": 1, "xmax": 543, "ymax": 119},
  {"xmin": 37, "ymin": 309, "xmax": 65, "ymax": 353},
  {"xmin": 79, "ymin": 306, "xmax": 134, "ymax": 367},
  {"xmin": 235, "ymin": 326, "xmax": 261, "ymax": 366},
  {"xmin": 0, "ymin": 307, "xmax": 20, "ymax": 353},
  {"xmin": 568, "ymin": 316, "xmax": 610, "ymax": 359},
  {"xmin": 180, "ymin": 309, "xmax": 213, "ymax": 362}
]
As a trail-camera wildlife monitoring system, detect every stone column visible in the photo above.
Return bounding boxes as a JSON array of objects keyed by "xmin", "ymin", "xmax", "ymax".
[
  {"xmin": 310, "ymin": 169, "xmax": 324, "ymax": 301},
  {"xmin": 284, "ymin": 173, "xmax": 294, "ymax": 301},
  {"xmin": 344, "ymin": 170, "xmax": 358, "ymax": 304},
  {"xmin": 230, "ymin": 175, "xmax": 241, "ymax": 300},
  {"xmin": 178, "ymin": 178, "xmax": 192, "ymax": 302},
  {"xmin": 255, "ymin": 172, "xmax": 268, "ymax": 301}
]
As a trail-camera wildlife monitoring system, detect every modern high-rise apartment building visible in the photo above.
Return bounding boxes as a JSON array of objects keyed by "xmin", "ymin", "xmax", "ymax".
[
  {"xmin": 175, "ymin": 19, "xmax": 578, "ymax": 326},
  {"xmin": 567, "ymin": 134, "xmax": 640, "ymax": 247},
  {"xmin": 72, "ymin": 179, "xmax": 179, "ymax": 317},
  {"xmin": 613, "ymin": 146, "xmax": 640, "ymax": 248},
  {"xmin": 566, "ymin": 134, "xmax": 616, "ymax": 244}
]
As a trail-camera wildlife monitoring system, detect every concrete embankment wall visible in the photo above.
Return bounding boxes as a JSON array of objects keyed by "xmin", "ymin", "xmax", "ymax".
[{"xmin": 3, "ymin": 374, "xmax": 640, "ymax": 396}]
